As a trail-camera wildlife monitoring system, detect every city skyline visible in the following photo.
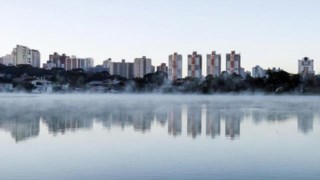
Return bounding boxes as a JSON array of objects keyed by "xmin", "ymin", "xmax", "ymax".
[
  {"xmin": 0, "ymin": 0, "xmax": 319, "ymax": 76},
  {"xmin": 1, "ymin": 45, "xmax": 316, "ymax": 79}
]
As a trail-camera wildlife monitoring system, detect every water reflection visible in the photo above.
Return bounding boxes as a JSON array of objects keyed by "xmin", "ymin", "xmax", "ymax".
[
  {"xmin": 297, "ymin": 111, "xmax": 313, "ymax": 134},
  {"xmin": 224, "ymin": 110, "xmax": 243, "ymax": 139},
  {"xmin": 168, "ymin": 106, "xmax": 182, "ymax": 136},
  {"xmin": 42, "ymin": 108, "xmax": 94, "ymax": 135},
  {"xmin": 187, "ymin": 105, "xmax": 202, "ymax": 138},
  {"xmin": 0, "ymin": 96, "xmax": 317, "ymax": 143},
  {"xmin": 0, "ymin": 109, "xmax": 40, "ymax": 142},
  {"xmin": 206, "ymin": 110, "xmax": 221, "ymax": 138}
]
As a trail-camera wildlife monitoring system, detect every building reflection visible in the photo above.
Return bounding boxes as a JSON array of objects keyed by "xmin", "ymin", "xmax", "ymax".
[
  {"xmin": 297, "ymin": 111, "xmax": 313, "ymax": 134},
  {"xmin": 206, "ymin": 109, "xmax": 221, "ymax": 138},
  {"xmin": 252, "ymin": 109, "xmax": 264, "ymax": 124},
  {"xmin": 265, "ymin": 110, "xmax": 290, "ymax": 122},
  {"xmin": 168, "ymin": 106, "xmax": 182, "ymax": 136},
  {"xmin": 187, "ymin": 106, "xmax": 202, "ymax": 138},
  {"xmin": 224, "ymin": 110, "xmax": 242, "ymax": 139},
  {"xmin": 132, "ymin": 110, "xmax": 153, "ymax": 133},
  {"xmin": 0, "ymin": 110, "xmax": 40, "ymax": 142},
  {"xmin": 1, "ymin": 99, "xmax": 318, "ymax": 143},
  {"xmin": 97, "ymin": 105, "xmax": 155, "ymax": 133},
  {"xmin": 155, "ymin": 111, "xmax": 168, "ymax": 126},
  {"xmin": 100, "ymin": 106, "xmax": 133, "ymax": 129},
  {"xmin": 41, "ymin": 107, "xmax": 93, "ymax": 135}
]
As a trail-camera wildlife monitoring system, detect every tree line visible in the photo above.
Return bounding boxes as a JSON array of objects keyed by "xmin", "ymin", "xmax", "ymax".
[{"xmin": 0, "ymin": 64, "xmax": 319, "ymax": 94}]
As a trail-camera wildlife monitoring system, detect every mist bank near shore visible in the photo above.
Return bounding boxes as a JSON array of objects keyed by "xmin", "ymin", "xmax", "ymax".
[{"xmin": 1, "ymin": 93, "xmax": 320, "ymax": 107}]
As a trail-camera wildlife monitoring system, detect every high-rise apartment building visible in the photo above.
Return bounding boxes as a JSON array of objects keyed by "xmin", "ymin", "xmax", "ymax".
[
  {"xmin": 226, "ymin": 51, "xmax": 241, "ymax": 75},
  {"xmin": 109, "ymin": 59, "xmax": 134, "ymax": 79},
  {"xmin": 31, "ymin": 50, "xmax": 41, "ymax": 68},
  {"xmin": 187, "ymin": 51, "xmax": 202, "ymax": 78},
  {"xmin": 298, "ymin": 57, "xmax": 314, "ymax": 77},
  {"xmin": 44, "ymin": 53, "xmax": 93, "ymax": 71},
  {"xmin": 44, "ymin": 52, "xmax": 69, "ymax": 69},
  {"xmin": 206, "ymin": 51, "xmax": 221, "ymax": 77},
  {"xmin": 168, "ymin": 53, "xmax": 183, "ymax": 81},
  {"xmin": 65, "ymin": 56, "xmax": 94, "ymax": 71},
  {"xmin": 134, "ymin": 56, "xmax": 152, "ymax": 78},
  {"xmin": 12, "ymin": 45, "xmax": 41, "ymax": 67}
]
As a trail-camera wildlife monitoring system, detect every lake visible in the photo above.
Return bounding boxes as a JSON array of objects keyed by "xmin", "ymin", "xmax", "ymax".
[{"xmin": 0, "ymin": 94, "xmax": 319, "ymax": 180}]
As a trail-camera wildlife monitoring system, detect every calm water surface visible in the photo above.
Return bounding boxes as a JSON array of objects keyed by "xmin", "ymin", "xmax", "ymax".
[{"xmin": 0, "ymin": 94, "xmax": 319, "ymax": 180}]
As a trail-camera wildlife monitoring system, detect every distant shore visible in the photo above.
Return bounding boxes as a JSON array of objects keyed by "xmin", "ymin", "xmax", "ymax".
[{"xmin": 1, "ymin": 64, "xmax": 320, "ymax": 95}]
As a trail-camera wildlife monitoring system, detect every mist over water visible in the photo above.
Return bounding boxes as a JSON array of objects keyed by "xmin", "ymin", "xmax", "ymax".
[{"xmin": 0, "ymin": 94, "xmax": 319, "ymax": 180}]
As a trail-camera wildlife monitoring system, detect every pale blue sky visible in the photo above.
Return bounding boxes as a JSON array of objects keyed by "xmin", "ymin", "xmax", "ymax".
[{"xmin": 0, "ymin": 0, "xmax": 319, "ymax": 75}]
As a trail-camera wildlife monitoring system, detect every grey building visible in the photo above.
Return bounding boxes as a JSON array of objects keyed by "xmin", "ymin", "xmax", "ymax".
[
  {"xmin": 31, "ymin": 50, "xmax": 41, "ymax": 68},
  {"xmin": 109, "ymin": 59, "xmax": 134, "ymax": 79},
  {"xmin": 134, "ymin": 56, "xmax": 152, "ymax": 78}
]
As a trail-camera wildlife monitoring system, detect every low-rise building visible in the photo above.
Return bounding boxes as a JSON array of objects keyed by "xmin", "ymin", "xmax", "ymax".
[
  {"xmin": 31, "ymin": 79, "xmax": 53, "ymax": 93},
  {"xmin": 0, "ymin": 83, "xmax": 13, "ymax": 92}
]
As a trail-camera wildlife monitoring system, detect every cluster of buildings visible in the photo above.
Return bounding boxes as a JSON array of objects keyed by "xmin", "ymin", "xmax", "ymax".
[
  {"xmin": 251, "ymin": 57, "xmax": 315, "ymax": 78},
  {"xmin": 0, "ymin": 45, "xmax": 94, "ymax": 71},
  {"xmin": 0, "ymin": 44, "xmax": 317, "ymax": 80},
  {"xmin": 0, "ymin": 45, "xmax": 40, "ymax": 67},
  {"xmin": 43, "ymin": 52, "xmax": 94, "ymax": 71},
  {"xmin": 104, "ymin": 51, "xmax": 245, "ymax": 80},
  {"xmin": 96, "ymin": 51, "xmax": 316, "ymax": 80}
]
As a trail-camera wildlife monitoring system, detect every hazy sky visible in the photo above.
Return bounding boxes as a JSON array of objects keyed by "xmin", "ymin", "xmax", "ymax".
[{"xmin": 0, "ymin": 0, "xmax": 319, "ymax": 75}]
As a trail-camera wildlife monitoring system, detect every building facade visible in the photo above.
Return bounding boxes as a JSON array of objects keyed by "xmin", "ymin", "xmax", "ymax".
[
  {"xmin": 109, "ymin": 59, "xmax": 134, "ymax": 79},
  {"xmin": 156, "ymin": 63, "xmax": 168, "ymax": 73},
  {"xmin": 252, "ymin": 65, "xmax": 266, "ymax": 78},
  {"xmin": 31, "ymin": 50, "xmax": 41, "ymax": 68},
  {"xmin": 134, "ymin": 56, "xmax": 152, "ymax": 78},
  {"xmin": 12, "ymin": 45, "xmax": 40, "ymax": 67},
  {"xmin": 0, "ymin": 54, "xmax": 14, "ymax": 66},
  {"xmin": 206, "ymin": 51, "xmax": 221, "ymax": 77},
  {"xmin": 44, "ymin": 52, "xmax": 69, "ymax": 69},
  {"xmin": 226, "ymin": 51, "xmax": 241, "ymax": 75},
  {"xmin": 168, "ymin": 52, "xmax": 183, "ymax": 81},
  {"xmin": 298, "ymin": 57, "xmax": 314, "ymax": 77},
  {"xmin": 187, "ymin": 51, "xmax": 202, "ymax": 78},
  {"xmin": 103, "ymin": 58, "xmax": 112, "ymax": 69},
  {"xmin": 65, "ymin": 56, "xmax": 94, "ymax": 71}
]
